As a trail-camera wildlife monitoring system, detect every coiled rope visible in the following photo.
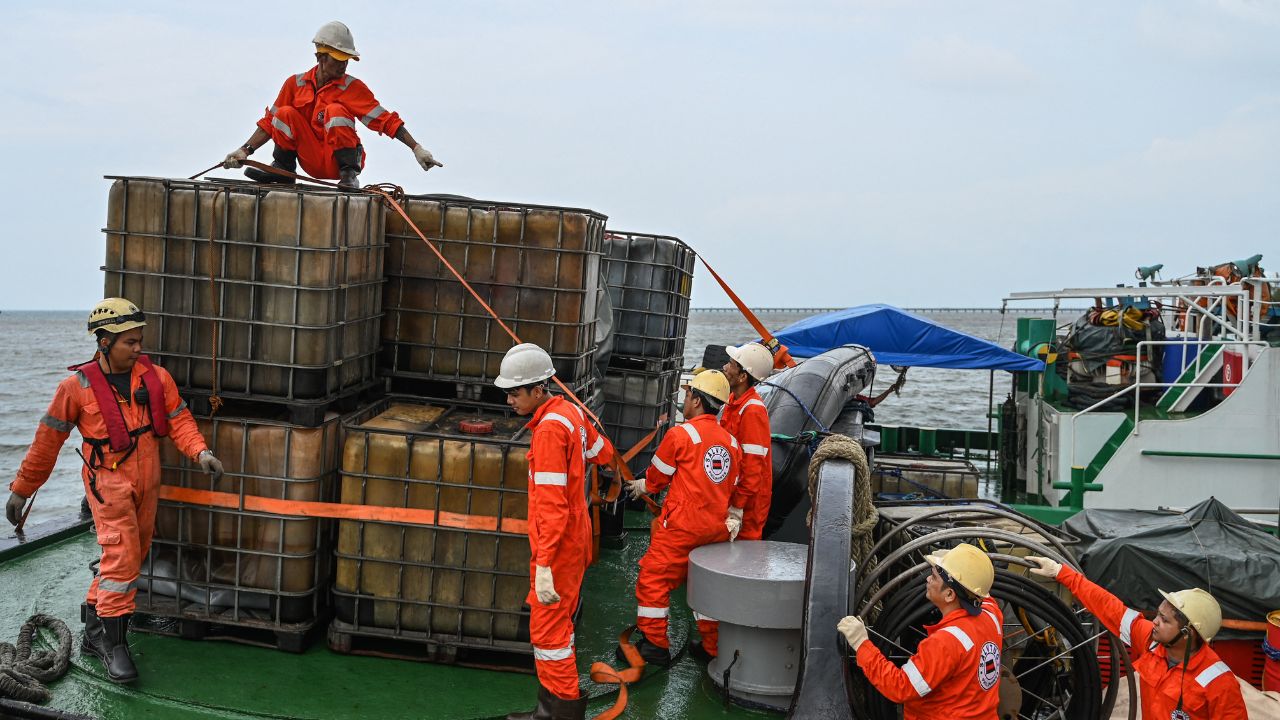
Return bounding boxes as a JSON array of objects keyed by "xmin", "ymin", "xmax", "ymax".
[
  {"xmin": 0, "ymin": 615, "xmax": 73, "ymax": 704},
  {"xmin": 806, "ymin": 434, "xmax": 877, "ymax": 567}
]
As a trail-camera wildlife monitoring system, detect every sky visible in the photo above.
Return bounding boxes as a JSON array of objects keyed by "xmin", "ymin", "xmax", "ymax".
[{"xmin": 1, "ymin": 1, "xmax": 1277, "ymax": 310}]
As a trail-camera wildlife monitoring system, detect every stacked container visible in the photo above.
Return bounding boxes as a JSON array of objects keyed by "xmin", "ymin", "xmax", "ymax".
[
  {"xmin": 379, "ymin": 195, "xmax": 606, "ymax": 404},
  {"xmin": 105, "ymin": 177, "xmax": 384, "ymax": 650},
  {"xmin": 599, "ymin": 232, "xmax": 696, "ymax": 476}
]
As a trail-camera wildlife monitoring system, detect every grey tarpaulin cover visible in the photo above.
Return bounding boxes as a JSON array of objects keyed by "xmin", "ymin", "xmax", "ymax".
[{"xmin": 1062, "ymin": 497, "xmax": 1280, "ymax": 640}]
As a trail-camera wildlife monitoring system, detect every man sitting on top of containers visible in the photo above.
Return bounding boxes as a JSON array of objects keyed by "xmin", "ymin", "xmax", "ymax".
[
  {"xmin": 223, "ymin": 21, "xmax": 443, "ymax": 190},
  {"xmin": 1025, "ymin": 555, "xmax": 1247, "ymax": 718},
  {"xmin": 496, "ymin": 343, "xmax": 615, "ymax": 720},
  {"xmin": 624, "ymin": 370, "xmax": 745, "ymax": 666},
  {"xmin": 5, "ymin": 298, "xmax": 223, "ymax": 685}
]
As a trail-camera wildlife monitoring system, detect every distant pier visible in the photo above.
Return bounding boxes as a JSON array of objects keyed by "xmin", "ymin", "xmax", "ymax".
[{"xmin": 691, "ymin": 307, "xmax": 1080, "ymax": 314}]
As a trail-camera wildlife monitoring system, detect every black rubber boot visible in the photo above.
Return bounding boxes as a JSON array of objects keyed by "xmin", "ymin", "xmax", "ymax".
[
  {"xmin": 99, "ymin": 614, "xmax": 138, "ymax": 684},
  {"xmin": 506, "ymin": 684, "xmax": 587, "ymax": 720},
  {"xmin": 616, "ymin": 634, "xmax": 672, "ymax": 668},
  {"xmin": 80, "ymin": 603, "xmax": 107, "ymax": 663},
  {"xmin": 687, "ymin": 637, "xmax": 714, "ymax": 663},
  {"xmin": 334, "ymin": 146, "xmax": 362, "ymax": 191},
  {"xmin": 244, "ymin": 146, "xmax": 297, "ymax": 184}
]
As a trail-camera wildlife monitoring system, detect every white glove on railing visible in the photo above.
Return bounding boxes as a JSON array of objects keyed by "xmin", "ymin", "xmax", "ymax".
[
  {"xmin": 625, "ymin": 476, "xmax": 647, "ymax": 500},
  {"xmin": 413, "ymin": 144, "xmax": 443, "ymax": 171},
  {"xmin": 223, "ymin": 147, "xmax": 249, "ymax": 169},
  {"xmin": 837, "ymin": 616, "xmax": 869, "ymax": 650},
  {"xmin": 726, "ymin": 506, "xmax": 744, "ymax": 541},
  {"xmin": 534, "ymin": 564, "xmax": 559, "ymax": 605},
  {"xmin": 1026, "ymin": 556, "xmax": 1063, "ymax": 579}
]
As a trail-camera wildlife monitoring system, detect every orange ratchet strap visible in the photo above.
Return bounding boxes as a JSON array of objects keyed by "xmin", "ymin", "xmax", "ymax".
[
  {"xmin": 586, "ymin": 625, "xmax": 647, "ymax": 720},
  {"xmin": 696, "ymin": 255, "xmax": 796, "ymax": 369}
]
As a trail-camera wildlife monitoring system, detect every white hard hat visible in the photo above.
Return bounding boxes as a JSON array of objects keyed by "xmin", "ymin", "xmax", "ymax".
[
  {"xmin": 495, "ymin": 343, "xmax": 556, "ymax": 389},
  {"xmin": 725, "ymin": 342, "xmax": 774, "ymax": 382},
  {"xmin": 313, "ymin": 21, "xmax": 360, "ymax": 61},
  {"xmin": 1159, "ymin": 588, "xmax": 1223, "ymax": 642}
]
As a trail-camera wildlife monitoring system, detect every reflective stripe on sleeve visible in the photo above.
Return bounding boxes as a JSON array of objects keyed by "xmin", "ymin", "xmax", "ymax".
[
  {"xmin": 742, "ymin": 443, "xmax": 769, "ymax": 456},
  {"xmin": 167, "ymin": 400, "xmax": 188, "ymax": 419},
  {"xmin": 637, "ymin": 606, "xmax": 668, "ymax": 618},
  {"xmin": 1119, "ymin": 608, "xmax": 1140, "ymax": 645},
  {"xmin": 903, "ymin": 659, "xmax": 931, "ymax": 696},
  {"xmin": 650, "ymin": 456, "xmax": 675, "ymax": 475},
  {"xmin": 41, "ymin": 414, "xmax": 74, "ymax": 433},
  {"xmin": 941, "ymin": 626, "xmax": 974, "ymax": 651},
  {"xmin": 1194, "ymin": 661, "xmax": 1231, "ymax": 687},
  {"xmin": 679, "ymin": 423, "xmax": 702, "ymax": 444},
  {"xmin": 533, "ymin": 472, "xmax": 568, "ymax": 486},
  {"xmin": 360, "ymin": 105, "xmax": 387, "ymax": 126},
  {"xmin": 325, "ymin": 116, "xmax": 357, "ymax": 131},
  {"xmin": 543, "ymin": 413, "xmax": 575, "ymax": 432},
  {"xmin": 585, "ymin": 436, "xmax": 605, "ymax": 459},
  {"xmin": 272, "ymin": 117, "xmax": 294, "ymax": 139}
]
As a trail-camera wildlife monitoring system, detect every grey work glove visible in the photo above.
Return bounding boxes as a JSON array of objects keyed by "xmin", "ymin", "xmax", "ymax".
[
  {"xmin": 625, "ymin": 476, "xmax": 647, "ymax": 500},
  {"xmin": 413, "ymin": 144, "xmax": 443, "ymax": 171},
  {"xmin": 837, "ymin": 615, "xmax": 869, "ymax": 650},
  {"xmin": 1026, "ymin": 556, "xmax": 1063, "ymax": 580},
  {"xmin": 726, "ymin": 506, "xmax": 744, "ymax": 541},
  {"xmin": 5, "ymin": 491, "xmax": 28, "ymax": 526},
  {"xmin": 223, "ymin": 147, "xmax": 249, "ymax": 169},
  {"xmin": 198, "ymin": 450, "xmax": 224, "ymax": 481},
  {"xmin": 534, "ymin": 564, "xmax": 560, "ymax": 605}
]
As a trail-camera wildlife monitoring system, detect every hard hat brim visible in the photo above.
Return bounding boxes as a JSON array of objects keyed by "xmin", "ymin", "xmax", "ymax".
[{"xmin": 315, "ymin": 44, "xmax": 359, "ymax": 61}]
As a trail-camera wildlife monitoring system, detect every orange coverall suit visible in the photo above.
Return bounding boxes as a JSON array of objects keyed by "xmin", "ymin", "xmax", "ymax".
[
  {"xmin": 10, "ymin": 356, "xmax": 208, "ymax": 618},
  {"xmin": 719, "ymin": 388, "xmax": 771, "ymax": 540},
  {"xmin": 635, "ymin": 414, "xmax": 743, "ymax": 652},
  {"xmin": 258, "ymin": 66, "xmax": 405, "ymax": 179},
  {"xmin": 856, "ymin": 597, "xmax": 1004, "ymax": 719},
  {"xmin": 1056, "ymin": 565, "xmax": 1247, "ymax": 719},
  {"xmin": 525, "ymin": 396, "xmax": 615, "ymax": 699}
]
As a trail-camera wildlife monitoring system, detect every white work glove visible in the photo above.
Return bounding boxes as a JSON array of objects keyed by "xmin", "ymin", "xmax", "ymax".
[
  {"xmin": 837, "ymin": 616, "xmax": 869, "ymax": 650},
  {"xmin": 726, "ymin": 506, "xmax": 744, "ymax": 541},
  {"xmin": 223, "ymin": 147, "xmax": 249, "ymax": 169},
  {"xmin": 198, "ymin": 450, "xmax": 224, "ymax": 481},
  {"xmin": 534, "ymin": 564, "xmax": 559, "ymax": 605},
  {"xmin": 1026, "ymin": 556, "xmax": 1063, "ymax": 580},
  {"xmin": 5, "ymin": 491, "xmax": 28, "ymax": 526},
  {"xmin": 413, "ymin": 144, "xmax": 443, "ymax": 171},
  {"xmin": 625, "ymin": 476, "xmax": 647, "ymax": 500}
]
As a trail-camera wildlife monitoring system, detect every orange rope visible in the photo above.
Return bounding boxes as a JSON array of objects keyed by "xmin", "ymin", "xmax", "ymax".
[
  {"xmin": 695, "ymin": 255, "xmax": 796, "ymax": 369},
  {"xmin": 205, "ymin": 189, "xmax": 225, "ymax": 415}
]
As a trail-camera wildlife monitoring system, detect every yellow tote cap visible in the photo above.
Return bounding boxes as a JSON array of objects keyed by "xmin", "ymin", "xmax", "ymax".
[{"xmin": 316, "ymin": 44, "xmax": 358, "ymax": 62}]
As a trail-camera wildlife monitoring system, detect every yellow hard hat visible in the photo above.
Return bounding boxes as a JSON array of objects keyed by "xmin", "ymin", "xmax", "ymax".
[
  {"xmin": 683, "ymin": 369, "xmax": 730, "ymax": 405},
  {"xmin": 87, "ymin": 298, "xmax": 146, "ymax": 336},
  {"xmin": 1159, "ymin": 588, "xmax": 1223, "ymax": 642},
  {"xmin": 926, "ymin": 543, "xmax": 994, "ymax": 599}
]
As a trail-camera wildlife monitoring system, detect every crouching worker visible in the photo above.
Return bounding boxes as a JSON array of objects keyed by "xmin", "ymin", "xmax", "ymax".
[
  {"xmin": 1026, "ymin": 556, "xmax": 1246, "ymax": 718},
  {"xmin": 838, "ymin": 543, "xmax": 1004, "ymax": 719},
  {"xmin": 497, "ymin": 343, "xmax": 615, "ymax": 720},
  {"xmin": 5, "ymin": 298, "xmax": 222, "ymax": 684}
]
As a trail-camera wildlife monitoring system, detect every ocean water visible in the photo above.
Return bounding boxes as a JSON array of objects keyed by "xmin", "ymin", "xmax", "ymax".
[{"xmin": 0, "ymin": 308, "xmax": 1035, "ymax": 528}]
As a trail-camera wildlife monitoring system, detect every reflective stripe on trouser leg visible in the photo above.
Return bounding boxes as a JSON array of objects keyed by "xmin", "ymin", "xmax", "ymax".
[
  {"xmin": 270, "ymin": 106, "xmax": 341, "ymax": 179},
  {"xmin": 529, "ymin": 583, "xmax": 582, "ymax": 699},
  {"xmin": 695, "ymin": 615, "xmax": 720, "ymax": 657},
  {"xmin": 635, "ymin": 526, "xmax": 697, "ymax": 649},
  {"xmin": 263, "ymin": 106, "xmax": 301, "ymax": 152}
]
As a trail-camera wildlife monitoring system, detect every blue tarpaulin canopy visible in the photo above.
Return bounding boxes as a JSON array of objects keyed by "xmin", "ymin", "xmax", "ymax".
[{"xmin": 773, "ymin": 304, "xmax": 1044, "ymax": 372}]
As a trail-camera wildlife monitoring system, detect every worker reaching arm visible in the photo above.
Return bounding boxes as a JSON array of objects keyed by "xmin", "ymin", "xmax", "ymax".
[{"xmin": 222, "ymin": 21, "xmax": 442, "ymax": 190}]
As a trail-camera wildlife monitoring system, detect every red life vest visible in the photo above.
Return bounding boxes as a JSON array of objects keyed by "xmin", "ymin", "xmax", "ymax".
[{"xmin": 72, "ymin": 354, "xmax": 170, "ymax": 452}]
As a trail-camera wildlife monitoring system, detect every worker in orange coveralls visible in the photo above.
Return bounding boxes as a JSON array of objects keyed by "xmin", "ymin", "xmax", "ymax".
[
  {"xmin": 1027, "ymin": 555, "xmax": 1247, "ymax": 719},
  {"xmin": 719, "ymin": 342, "xmax": 775, "ymax": 541},
  {"xmin": 839, "ymin": 543, "xmax": 1004, "ymax": 719},
  {"xmin": 5, "ymin": 298, "xmax": 222, "ymax": 684},
  {"xmin": 624, "ymin": 370, "xmax": 744, "ymax": 667},
  {"xmin": 223, "ymin": 21, "xmax": 443, "ymax": 190},
  {"xmin": 496, "ymin": 343, "xmax": 614, "ymax": 720}
]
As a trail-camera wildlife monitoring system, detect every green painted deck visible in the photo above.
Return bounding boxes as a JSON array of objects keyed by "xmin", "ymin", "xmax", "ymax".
[{"xmin": 0, "ymin": 519, "xmax": 778, "ymax": 720}]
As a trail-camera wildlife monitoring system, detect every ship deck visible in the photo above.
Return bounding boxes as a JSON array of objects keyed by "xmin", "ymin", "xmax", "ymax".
[{"xmin": 0, "ymin": 514, "xmax": 774, "ymax": 720}]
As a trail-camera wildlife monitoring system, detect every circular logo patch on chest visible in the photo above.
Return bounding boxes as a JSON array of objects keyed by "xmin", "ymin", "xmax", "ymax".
[
  {"xmin": 703, "ymin": 445, "xmax": 732, "ymax": 484},
  {"xmin": 977, "ymin": 640, "xmax": 1001, "ymax": 691}
]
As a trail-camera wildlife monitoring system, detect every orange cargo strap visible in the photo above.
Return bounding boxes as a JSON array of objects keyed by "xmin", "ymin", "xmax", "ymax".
[
  {"xmin": 586, "ymin": 625, "xmax": 647, "ymax": 720},
  {"xmin": 695, "ymin": 254, "xmax": 796, "ymax": 370},
  {"xmin": 158, "ymin": 486, "xmax": 529, "ymax": 534}
]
